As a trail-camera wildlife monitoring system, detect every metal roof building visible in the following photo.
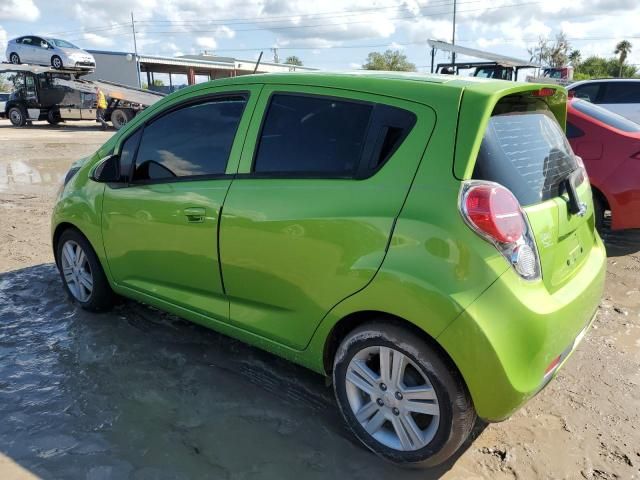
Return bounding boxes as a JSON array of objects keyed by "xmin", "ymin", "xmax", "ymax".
[{"xmin": 85, "ymin": 50, "xmax": 316, "ymax": 91}]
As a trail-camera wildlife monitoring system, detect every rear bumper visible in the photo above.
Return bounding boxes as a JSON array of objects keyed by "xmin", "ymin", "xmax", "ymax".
[{"xmin": 437, "ymin": 234, "xmax": 606, "ymax": 421}]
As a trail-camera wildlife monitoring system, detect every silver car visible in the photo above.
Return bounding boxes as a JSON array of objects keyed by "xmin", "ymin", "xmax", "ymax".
[
  {"xmin": 568, "ymin": 79, "xmax": 640, "ymax": 124},
  {"xmin": 5, "ymin": 36, "xmax": 95, "ymax": 70}
]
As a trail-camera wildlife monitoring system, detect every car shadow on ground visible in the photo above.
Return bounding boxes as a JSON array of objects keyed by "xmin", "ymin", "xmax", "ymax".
[
  {"xmin": 0, "ymin": 263, "xmax": 482, "ymax": 479},
  {"xmin": 600, "ymin": 220, "xmax": 640, "ymax": 257},
  {"xmin": 0, "ymin": 122, "xmax": 113, "ymax": 132}
]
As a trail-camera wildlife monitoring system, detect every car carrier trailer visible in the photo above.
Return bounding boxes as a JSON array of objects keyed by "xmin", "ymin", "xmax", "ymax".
[{"xmin": 0, "ymin": 63, "xmax": 164, "ymax": 129}]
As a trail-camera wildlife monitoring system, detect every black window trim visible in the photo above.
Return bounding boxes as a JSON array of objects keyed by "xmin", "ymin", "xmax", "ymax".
[
  {"xmin": 111, "ymin": 91, "xmax": 250, "ymax": 188},
  {"xmin": 248, "ymin": 91, "xmax": 417, "ymax": 181}
]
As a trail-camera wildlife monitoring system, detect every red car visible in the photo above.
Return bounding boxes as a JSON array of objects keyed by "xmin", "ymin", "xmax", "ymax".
[{"xmin": 567, "ymin": 98, "xmax": 640, "ymax": 230}]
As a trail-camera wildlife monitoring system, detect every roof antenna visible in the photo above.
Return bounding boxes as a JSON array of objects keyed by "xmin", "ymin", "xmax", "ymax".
[{"xmin": 253, "ymin": 51, "xmax": 263, "ymax": 74}]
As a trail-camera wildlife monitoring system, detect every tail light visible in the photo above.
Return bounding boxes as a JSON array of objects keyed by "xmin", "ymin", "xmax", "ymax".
[
  {"xmin": 460, "ymin": 181, "xmax": 541, "ymax": 281},
  {"xmin": 574, "ymin": 155, "xmax": 588, "ymax": 183}
]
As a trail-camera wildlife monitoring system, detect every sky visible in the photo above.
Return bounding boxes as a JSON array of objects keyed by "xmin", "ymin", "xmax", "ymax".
[{"xmin": 0, "ymin": 0, "xmax": 639, "ymax": 72}]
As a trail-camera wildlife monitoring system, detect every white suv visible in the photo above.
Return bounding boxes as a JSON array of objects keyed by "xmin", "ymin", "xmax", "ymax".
[{"xmin": 568, "ymin": 79, "xmax": 640, "ymax": 124}]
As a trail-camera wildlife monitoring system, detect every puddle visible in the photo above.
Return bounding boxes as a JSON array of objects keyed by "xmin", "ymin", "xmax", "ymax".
[{"xmin": 0, "ymin": 264, "xmax": 452, "ymax": 479}]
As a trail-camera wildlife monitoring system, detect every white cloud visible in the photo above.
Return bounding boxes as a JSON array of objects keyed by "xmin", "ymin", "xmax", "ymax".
[
  {"xmin": 0, "ymin": 26, "xmax": 7, "ymax": 52},
  {"xmin": 196, "ymin": 36, "xmax": 217, "ymax": 50},
  {"xmin": 82, "ymin": 32, "xmax": 114, "ymax": 48},
  {"xmin": 0, "ymin": 0, "xmax": 39, "ymax": 22}
]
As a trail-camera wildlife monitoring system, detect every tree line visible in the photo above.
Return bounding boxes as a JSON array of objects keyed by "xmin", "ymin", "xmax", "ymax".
[
  {"xmin": 528, "ymin": 33, "xmax": 636, "ymax": 79},
  {"xmin": 361, "ymin": 37, "xmax": 637, "ymax": 80}
]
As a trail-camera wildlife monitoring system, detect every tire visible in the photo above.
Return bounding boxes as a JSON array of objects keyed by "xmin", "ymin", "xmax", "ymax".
[
  {"xmin": 51, "ymin": 55, "xmax": 63, "ymax": 69},
  {"xmin": 9, "ymin": 52, "xmax": 20, "ymax": 64},
  {"xmin": 110, "ymin": 108, "xmax": 132, "ymax": 130},
  {"xmin": 47, "ymin": 109, "xmax": 61, "ymax": 125},
  {"xmin": 333, "ymin": 322, "xmax": 476, "ymax": 467},
  {"xmin": 8, "ymin": 106, "xmax": 27, "ymax": 127},
  {"xmin": 593, "ymin": 194, "xmax": 605, "ymax": 233},
  {"xmin": 56, "ymin": 229, "xmax": 114, "ymax": 311}
]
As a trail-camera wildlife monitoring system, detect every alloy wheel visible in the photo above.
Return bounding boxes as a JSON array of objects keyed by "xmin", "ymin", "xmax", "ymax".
[
  {"xmin": 345, "ymin": 345, "xmax": 440, "ymax": 451},
  {"xmin": 60, "ymin": 240, "xmax": 93, "ymax": 302}
]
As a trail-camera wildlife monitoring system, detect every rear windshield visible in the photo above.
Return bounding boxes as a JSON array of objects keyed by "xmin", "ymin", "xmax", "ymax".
[
  {"xmin": 473, "ymin": 100, "xmax": 577, "ymax": 206},
  {"xmin": 572, "ymin": 99, "xmax": 640, "ymax": 133}
]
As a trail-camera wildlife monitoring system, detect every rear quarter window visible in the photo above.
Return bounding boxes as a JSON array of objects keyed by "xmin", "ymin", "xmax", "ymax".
[{"xmin": 473, "ymin": 99, "xmax": 577, "ymax": 206}]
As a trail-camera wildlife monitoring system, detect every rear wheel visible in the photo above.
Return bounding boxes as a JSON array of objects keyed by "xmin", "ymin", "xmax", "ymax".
[
  {"xmin": 593, "ymin": 194, "xmax": 605, "ymax": 232},
  {"xmin": 110, "ymin": 108, "xmax": 132, "ymax": 130},
  {"xmin": 47, "ymin": 109, "xmax": 61, "ymax": 125},
  {"xmin": 9, "ymin": 52, "xmax": 20, "ymax": 64},
  {"xmin": 333, "ymin": 322, "xmax": 476, "ymax": 466},
  {"xmin": 8, "ymin": 106, "xmax": 26, "ymax": 127},
  {"xmin": 56, "ymin": 229, "xmax": 114, "ymax": 311},
  {"xmin": 51, "ymin": 55, "xmax": 63, "ymax": 69}
]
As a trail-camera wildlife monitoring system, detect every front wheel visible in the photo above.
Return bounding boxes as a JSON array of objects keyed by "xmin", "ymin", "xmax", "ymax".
[
  {"xmin": 51, "ymin": 55, "xmax": 63, "ymax": 69},
  {"xmin": 333, "ymin": 322, "xmax": 476, "ymax": 467},
  {"xmin": 9, "ymin": 52, "xmax": 20, "ymax": 64},
  {"xmin": 56, "ymin": 229, "xmax": 114, "ymax": 311},
  {"xmin": 8, "ymin": 106, "xmax": 26, "ymax": 127}
]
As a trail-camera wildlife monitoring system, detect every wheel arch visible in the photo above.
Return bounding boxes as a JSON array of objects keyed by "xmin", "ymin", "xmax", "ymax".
[
  {"xmin": 591, "ymin": 184, "xmax": 610, "ymax": 211},
  {"xmin": 322, "ymin": 310, "xmax": 463, "ymax": 380},
  {"xmin": 53, "ymin": 222, "xmax": 94, "ymax": 267}
]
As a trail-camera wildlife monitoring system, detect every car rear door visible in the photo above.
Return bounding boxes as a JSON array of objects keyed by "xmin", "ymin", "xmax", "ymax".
[
  {"xmin": 101, "ymin": 85, "xmax": 261, "ymax": 322},
  {"xmin": 218, "ymin": 85, "xmax": 435, "ymax": 349}
]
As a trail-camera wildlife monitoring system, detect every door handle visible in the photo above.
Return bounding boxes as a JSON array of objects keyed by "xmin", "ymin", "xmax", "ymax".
[{"xmin": 184, "ymin": 207, "xmax": 206, "ymax": 223}]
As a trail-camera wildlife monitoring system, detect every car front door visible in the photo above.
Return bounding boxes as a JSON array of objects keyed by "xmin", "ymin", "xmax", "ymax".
[
  {"xmin": 101, "ymin": 86, "xmax": 261, "ymax": 322},
  {"xmin": 218, "ymin": 86, "xmax": 435, "ymax": 349}
]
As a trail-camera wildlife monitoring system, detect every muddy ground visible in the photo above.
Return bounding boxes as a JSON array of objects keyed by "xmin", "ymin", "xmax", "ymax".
[{"xmin": 0, "ymin": 119, "xmax": 639, "ymax": 480}]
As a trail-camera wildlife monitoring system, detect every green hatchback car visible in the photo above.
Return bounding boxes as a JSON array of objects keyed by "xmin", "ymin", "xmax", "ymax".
[{"xmin": 52, "ymin": 72, "xmax": 606, "ymax": 466}]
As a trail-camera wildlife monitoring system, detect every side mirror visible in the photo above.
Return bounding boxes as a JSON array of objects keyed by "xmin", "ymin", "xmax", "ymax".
[{"xmin": 91, "ymin": 154, "xmax": 121, "ymax": 183}]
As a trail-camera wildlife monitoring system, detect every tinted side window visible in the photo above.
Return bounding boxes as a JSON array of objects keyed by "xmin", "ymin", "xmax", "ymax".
[
  {"xmin": 572, "ymin": 83, "xmax": 601, "ymax": 102},
  {"xmin": 601, "ymin": 82, "xmax": 640, "ymax": 103},
  {"xmin": 566, "ymin": 121, "xmax": 584, "ymax": 139},
  {"xmin": 132, "ymin": 97, "xmax": 246, "ymax": 182},
  {"xmin": 253, "ymin": 94, "xmax": 373, "ymax": 175},
  {"xmin": 118, "ymin": 129, "xmax": 142, "ymax": 182}
]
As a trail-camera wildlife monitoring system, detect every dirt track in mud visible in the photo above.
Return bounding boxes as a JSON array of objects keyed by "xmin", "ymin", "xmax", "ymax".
[{"xmin": 0, "ymin": 119, "xmax": 639, "ymax": 479}]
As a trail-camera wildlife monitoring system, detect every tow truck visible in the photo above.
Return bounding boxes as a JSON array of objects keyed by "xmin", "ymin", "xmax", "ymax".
[
  {"xmin": 428, "ymin": 40, "xmax": 540, "ymax": 81},
  {"xmin": 0, "ymin": 63, "xmax": 164, "ymax": 129}
]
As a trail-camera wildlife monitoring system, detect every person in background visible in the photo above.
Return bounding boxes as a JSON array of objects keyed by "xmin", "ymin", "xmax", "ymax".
[{"xmin": 95, "ymin": 87, "xmax": 108, "ymax": 130}]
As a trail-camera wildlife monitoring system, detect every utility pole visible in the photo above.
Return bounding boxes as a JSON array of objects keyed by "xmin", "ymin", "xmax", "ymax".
[
  {"xmin": 451, "ymin": 0, "xmax": 457, "ymax": 65},
  {"xmin": 131, "ymin": 11, "xmax": 141, "ymax": 87}
]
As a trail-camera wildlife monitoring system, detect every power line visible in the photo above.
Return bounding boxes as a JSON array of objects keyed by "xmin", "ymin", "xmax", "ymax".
[{"xmin": 134, "ymin": 1, "xmax": 546, "ymax": 36}]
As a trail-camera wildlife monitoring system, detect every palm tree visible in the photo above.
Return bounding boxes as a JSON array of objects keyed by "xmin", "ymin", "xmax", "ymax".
[
  {"xmin": 614, "ymin": 40, "xmax": 632, "ymax": 77},
  {"xmin": 568, "ymin": 49, "xmax": 582, "ymax": 67}
]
